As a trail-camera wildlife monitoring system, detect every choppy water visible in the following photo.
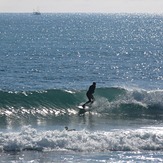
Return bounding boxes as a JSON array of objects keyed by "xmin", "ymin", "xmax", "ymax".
[{"xmin": 1, "ymin": 13, "xmax": 163, "ymax": 162}]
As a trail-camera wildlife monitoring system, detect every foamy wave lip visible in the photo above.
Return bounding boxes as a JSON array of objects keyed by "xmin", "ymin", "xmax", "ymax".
[
  {"xmin": 1, "ymin": 126, "xmax": 163, "ymax": 152},
  {"xmin": 64, "ymin": 90, "xmax": 76, "ymax": 94}
]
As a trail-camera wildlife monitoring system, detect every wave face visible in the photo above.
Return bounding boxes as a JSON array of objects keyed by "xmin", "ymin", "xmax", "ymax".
[{"xmin": 0, "ymin": 87, "xmax": 163, "ymax": 119}]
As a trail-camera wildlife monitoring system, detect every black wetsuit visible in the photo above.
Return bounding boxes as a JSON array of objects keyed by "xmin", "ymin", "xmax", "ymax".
[
  {"xmin": 86, "ymin": 84, "xmax": 95, "ymax": 102},
  {"xmin": 82, "ymin": 83, "xmax": 96, "ymax": 108}
]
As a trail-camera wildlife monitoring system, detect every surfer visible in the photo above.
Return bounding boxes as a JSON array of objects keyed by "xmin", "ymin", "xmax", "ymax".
[
  {"xmin": 82, "ymin": 82, "xmax": 96, "ymax": 108},
  {"xmin": 65, "ymin": 126, "xmax": 76, "ymax": 131}
]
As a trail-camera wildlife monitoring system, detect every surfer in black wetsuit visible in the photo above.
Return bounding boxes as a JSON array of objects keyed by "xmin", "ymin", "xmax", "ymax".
[
  {"xmin": 82, "ymin": 82, "xmax": 96, "ymax": 108},
  {"xmin": 65, "ymin": 126, "xmax": 76, "ymax": 131}
]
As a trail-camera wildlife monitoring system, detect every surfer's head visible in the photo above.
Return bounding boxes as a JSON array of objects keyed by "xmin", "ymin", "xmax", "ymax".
[
  {"xmin": 65, "ymin": 126, "xmax": 68, "ymax": 130},
  {"xmin": 93, "ymin": 82, "xmax": 96, "ymax": 85}
]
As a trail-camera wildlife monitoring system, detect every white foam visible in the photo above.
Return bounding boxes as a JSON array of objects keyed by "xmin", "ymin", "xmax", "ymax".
[
  {"xmin": 64, "ymin": 90, "xmax": 76, "ymax": 94},
  {"xmin": 1, "ymin": 126, "xmax": 163, "ymax": 152}
]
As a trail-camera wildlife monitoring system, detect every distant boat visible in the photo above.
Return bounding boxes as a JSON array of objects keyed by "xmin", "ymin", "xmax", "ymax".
[{"xmin": 33, "ymin": 9, "xmax": 41, "ymax": 15}]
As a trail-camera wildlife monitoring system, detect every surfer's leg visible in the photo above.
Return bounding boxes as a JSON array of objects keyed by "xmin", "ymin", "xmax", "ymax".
[
  {"xmin": 82, "ymin": 101, "xmax": 90, "ymax": 108},
  {"xmin": 89, "ymin": 95, "xmax": 95, "ymax": 104},
  {"xmin": 82, "ymin": 94, "xmax": 91, "ymax": 108}
]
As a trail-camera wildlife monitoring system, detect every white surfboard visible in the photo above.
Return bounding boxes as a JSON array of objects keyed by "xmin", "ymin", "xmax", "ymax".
[
  {"xmin": 77, "ymin": 105, "xmax": 92, "ymax": 115},
  {"xmin": 77, "ymin": 105, "xmax": 89, "ymax": 110}
]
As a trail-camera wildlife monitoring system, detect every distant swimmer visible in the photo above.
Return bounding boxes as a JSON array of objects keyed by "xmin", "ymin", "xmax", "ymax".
[
  {"xmin": 65, "ymin": 126, "xmax": 76, "ymax": 131},
  {"xmin": 82, "ymin": 82, "xmax": 96, "ymax": 108}
]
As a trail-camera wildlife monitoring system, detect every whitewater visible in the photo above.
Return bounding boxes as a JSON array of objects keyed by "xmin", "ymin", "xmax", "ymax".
[{"xmin": 1, "ymin": 13, "xmax": 163, "ymax": 162}]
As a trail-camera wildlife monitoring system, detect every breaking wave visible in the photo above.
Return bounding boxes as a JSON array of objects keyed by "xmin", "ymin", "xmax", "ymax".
[
  {"xmin": 0, "ymin": 87, "xmax": 163, "ymax": 119},
  {"xmin": 1, "ymin": 87, "xmax": 163, "ymax": 152},
  {"xmin": 1, "ymin": 125, "xmax": 163, "ymax": 152}
]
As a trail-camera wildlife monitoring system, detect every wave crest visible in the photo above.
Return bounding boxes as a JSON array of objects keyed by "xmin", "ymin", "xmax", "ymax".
[{"xmin": 0, "ymin": 87, "xmax": 163, "ymax": 119}]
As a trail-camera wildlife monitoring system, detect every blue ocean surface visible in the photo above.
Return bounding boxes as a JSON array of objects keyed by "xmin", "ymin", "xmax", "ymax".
[{"xmin": 0, "ymin": 13, "xmax": 163, "ymax": 162}]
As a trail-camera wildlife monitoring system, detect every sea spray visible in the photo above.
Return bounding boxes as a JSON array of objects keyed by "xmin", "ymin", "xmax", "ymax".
[{"xmin": 1, "ymin": 126, "xmax": 163, "ymax": 152}]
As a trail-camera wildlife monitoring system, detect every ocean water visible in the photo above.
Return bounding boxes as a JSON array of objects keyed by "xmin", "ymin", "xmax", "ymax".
[{"xmin": 0, "ymin": 13, "xmax": 163, "ymax": 162}]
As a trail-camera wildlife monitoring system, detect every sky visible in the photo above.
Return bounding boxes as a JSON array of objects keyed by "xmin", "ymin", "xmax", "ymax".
[{"xmin": 0, "ymin": 0, "xmax": 163, "ymax": 13}]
